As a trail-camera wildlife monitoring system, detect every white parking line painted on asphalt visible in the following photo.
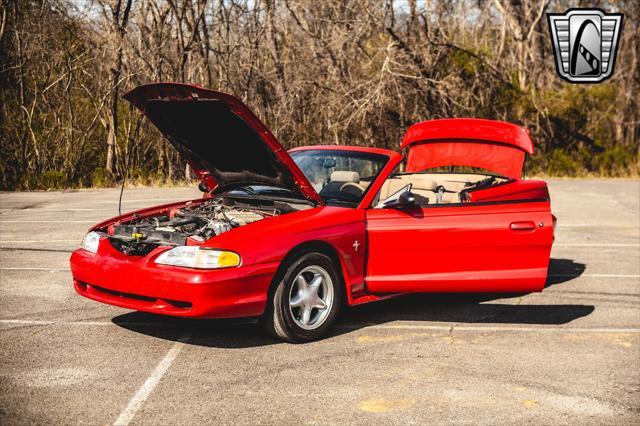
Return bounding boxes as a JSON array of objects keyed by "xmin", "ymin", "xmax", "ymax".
[
  {"xmin": 113, "ymin": 334, "xmax": 190, "ymax": 426},
  {"xmin": 549, "ymin": 273, "xmax": 640, "ymax": 278},
  {"xmin": 335, "ymin": 324, "xmax": 640, "ymax": 333},
  {"xmin": 0, "ymin": 239, "xmax": 78, "ymax": 244},
  {"xmin": 0, "ymin": 267, "xmax": 70, "ymax": 272},
  {"xmin": 0, "ymin": 319, "xmax": 113, "ymax": 326},
  {"xmin": 0, "ymin": 320, "xmax": 188, "ymax": 327},
  {"xmin": 94, "ymin": 198, "xmax": 193, "ymax": 203},
  {"xmin": 0, "ymin": 198, "xmax": 189, "ymax": 208},
  {"xmin": 1, "ymin": 208, "xmax": 118, "ymax": 212},
  {"xmin": 553, "ymin": 243, "xmax": 639, "ymax": 247},
  {"xmin": 1, "ymin": 209, "xmax": 115, "ymax": 213},
  {"xmin": 556, "ymin": 223, "xmax": 640, "ymax": 228},
  {"xmin": 1, "ymin": 220, "xmax": 95, "ymax": 223}
]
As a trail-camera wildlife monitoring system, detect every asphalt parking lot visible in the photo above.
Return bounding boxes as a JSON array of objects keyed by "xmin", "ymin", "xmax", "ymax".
[{"xmin": 1, "ymin": 179, "xmax": 638, "ymax": 424}]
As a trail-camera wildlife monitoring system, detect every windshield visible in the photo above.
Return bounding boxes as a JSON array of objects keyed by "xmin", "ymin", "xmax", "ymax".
[
  {"xmin": 223, "ymin": 185, "xmax": 296, "ymax": 197},
  {"xmin": 290, "ymin": 149, "xmax": 388, "ymax": 205}
]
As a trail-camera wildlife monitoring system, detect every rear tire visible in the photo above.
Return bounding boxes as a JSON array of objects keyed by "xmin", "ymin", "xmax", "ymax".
[{"xmin": 264, "ymin": 252, "xmax": 341, "ymax": 342}]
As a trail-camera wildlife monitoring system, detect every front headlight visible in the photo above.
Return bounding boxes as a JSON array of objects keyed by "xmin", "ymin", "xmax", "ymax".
[
  {"xmin": 154, "ymin": 246, "xmax": 241, "ymax": 269},
  {"xmin": 80, "ymin": 231, "xmax": 101, "ymax": 253}
]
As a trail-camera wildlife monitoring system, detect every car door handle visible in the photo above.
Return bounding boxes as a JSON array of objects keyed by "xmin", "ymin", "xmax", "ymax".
[{"xmin": 510, "ymin": 221, "xmax": 536, "ymax": 231}]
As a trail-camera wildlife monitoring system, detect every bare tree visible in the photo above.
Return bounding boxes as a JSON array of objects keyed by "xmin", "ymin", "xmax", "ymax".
[
  {"xmin": 0, "ymin": 0, "xmax": 637, "ymax": 190},
  {"xmin": 103, "ymin": 0, "xmax": 133, "ymax": 176}
]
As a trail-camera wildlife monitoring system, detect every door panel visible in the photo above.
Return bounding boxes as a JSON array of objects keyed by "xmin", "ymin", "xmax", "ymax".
[{"xmin": 365, "ymin": 201, "xmax": 553, "ymax": 293}]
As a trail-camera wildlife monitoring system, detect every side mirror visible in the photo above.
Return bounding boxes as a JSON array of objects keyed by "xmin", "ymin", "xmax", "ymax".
[
  {"xmin": 383, "ymin": 190, "xmax": 417, "ymax": 209},
  {"xmin": 198, "ymin": 181, "xmax": 208, "ymax": 193}
]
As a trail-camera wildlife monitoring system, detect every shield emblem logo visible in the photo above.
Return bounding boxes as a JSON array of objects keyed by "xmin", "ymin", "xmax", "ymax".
[{"xmin": 547, "ymin": 9, "xmax": 623, "ymax": 83}]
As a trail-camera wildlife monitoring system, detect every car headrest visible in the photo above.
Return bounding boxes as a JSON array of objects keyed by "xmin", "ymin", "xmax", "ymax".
[
  {"xmin": 331, "ymin": 171, "xmax": 360, "ymax": 183},
  {"xmin": 383, "ymin": 179, "xmax": 409, "ymax": 198},
  {"xmin": 409, "ymin": 176, "xmax": 438, "ymax": 191}
]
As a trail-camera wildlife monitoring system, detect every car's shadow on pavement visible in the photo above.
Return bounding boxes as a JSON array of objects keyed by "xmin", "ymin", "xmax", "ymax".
[
  {"xmin": 112, "ymin": 313, "xmax": 278, "ymax": 348},
  {"xmin": 112, "ymin": 258, "xmax": 592, "ymax": 347}
]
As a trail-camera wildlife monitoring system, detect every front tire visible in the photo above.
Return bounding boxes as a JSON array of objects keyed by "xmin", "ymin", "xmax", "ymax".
[{"xmin": 264, "ymin": 252, "xmax": 341, "ymax": 342}]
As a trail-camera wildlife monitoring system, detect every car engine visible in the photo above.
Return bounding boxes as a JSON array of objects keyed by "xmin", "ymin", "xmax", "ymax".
[{"xmin": 107, "ymin": 198, "xmax": 279, "ymax": 256}]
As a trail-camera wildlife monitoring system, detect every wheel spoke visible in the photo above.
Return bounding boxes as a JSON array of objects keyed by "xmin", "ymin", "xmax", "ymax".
[
  {"xmin": 307, "ymin": 275, "xmax": 322, "ymax": 300},
  {"xmin": 290, "ymin": 294, "xmax": 304, "ymax": 308},
  {"xmin": 313, "ymin": 297, "xmax": 327, "ymax": 310},
  {"xmin": 301, "ymin": 306, "xmax": 312, "ymax": 325},
  {"xmin": 295, "ymin": 275, "xmax": 308, "ymax": 292},
  {"xmin": 309, "ymin": 274, "xmax": 322, "ymax": 288}
]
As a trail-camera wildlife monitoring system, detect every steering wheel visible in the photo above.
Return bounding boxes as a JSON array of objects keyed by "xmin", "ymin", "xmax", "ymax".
[{"xmin": 340, "ymin": 182, "xmax": 364, "ymax": 197}]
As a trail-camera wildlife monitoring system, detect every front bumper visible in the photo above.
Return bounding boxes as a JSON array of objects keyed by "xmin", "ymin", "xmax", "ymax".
[{"xmin": 70, "ymin": 239, "xmax": 279, "ymax": 319}]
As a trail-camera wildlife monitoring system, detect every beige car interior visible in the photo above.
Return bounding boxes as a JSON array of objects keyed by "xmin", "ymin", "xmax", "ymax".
[
  {"xmin": 375, "ymin": 173, "xmax": 508, "ymax": 206},
  {"xmin": 322, "ymin": 169, "xmax": 507, "ymax": 207},
  {"xmin": 326, "ymin": 170, "xmax": 371, "ymax": 198}
]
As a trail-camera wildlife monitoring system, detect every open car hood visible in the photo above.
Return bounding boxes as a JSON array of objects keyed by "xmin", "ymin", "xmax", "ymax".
[
  {"xmin": 123, "ymin": 83, "xmax": 321, "ymax": 203},
  {"xmin": 401, "ymin": 118, "xmax": 534, "ymax": 179}
]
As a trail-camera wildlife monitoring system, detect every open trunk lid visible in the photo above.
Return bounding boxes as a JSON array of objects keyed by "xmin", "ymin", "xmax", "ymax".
[
  {"xmin": 123, "ymin": 83, "xmax": 322, "ymax": 204},
  {"xmin": 401, "ymin": 118, "xmax": 534, "ymax": 179}
]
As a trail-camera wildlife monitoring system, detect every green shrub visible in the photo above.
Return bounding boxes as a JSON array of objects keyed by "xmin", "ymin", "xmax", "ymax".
[
  {"xmin": 91, "ymin": 168, "xmax": 114, "ymax": 188},
  {"xmin": 22, "ymin": 170, "xmax": 69, "ymax": 190},
  {"xmin": 545, "ymin": 150, "xmax": 580, "ymax": 176}
]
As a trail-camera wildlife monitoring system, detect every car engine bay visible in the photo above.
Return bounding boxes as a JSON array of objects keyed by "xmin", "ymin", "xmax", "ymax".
[{"xmin": 106, "ymin": 197, "xmax": 294, "ymax": 256}]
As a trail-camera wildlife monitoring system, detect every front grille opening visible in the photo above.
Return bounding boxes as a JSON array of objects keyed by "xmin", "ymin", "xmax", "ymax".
[
  {"xmin": 85, "ymin": 283, "xmax": 192, "ymax": 309},
  {"xmin": 108, "ymin": 238, "xmax": 157, "ymax": 257},
  {"xmin": 92, "ymin": 284, "xmax": 156, "ymax": 302},
  {"xmin": 170, "ymin": 300, "xmax": 192, "ymax": 308}
]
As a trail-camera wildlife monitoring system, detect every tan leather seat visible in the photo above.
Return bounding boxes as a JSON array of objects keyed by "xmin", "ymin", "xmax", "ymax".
[
  {"xmin": 376, "ymin": 176, "xmax": 435, "ymax": 206},
  {"xmin": 326, "ymin": 171, "xmax": 364, "ymax": 198},
  {"xmin": 376, "ymin": 173, "xmax": 511, "ymax": 207},
  {"xmin": 330, "ymin": 171, "xmax": 360, "ymax": 183},
  {"xmin": 378, "ymin": 178, "xmax": 407, "ymax": 200},
  {"xmin": 400, "ymin": 175, "xmax": 438, "ymax": 205}
]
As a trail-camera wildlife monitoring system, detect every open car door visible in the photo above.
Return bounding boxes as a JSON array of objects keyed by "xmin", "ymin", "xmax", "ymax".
[{"xmin": 365, "ymin": 119, "xmax": 554, "ymax": 293}]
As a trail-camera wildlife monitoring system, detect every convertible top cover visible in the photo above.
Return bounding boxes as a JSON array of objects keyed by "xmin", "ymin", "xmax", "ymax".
[{"xmin": 401, "ymin": 118, "xmax": 534, "ymax": 179}]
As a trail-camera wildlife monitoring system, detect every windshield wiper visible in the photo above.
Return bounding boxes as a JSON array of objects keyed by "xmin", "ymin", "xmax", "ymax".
[
  {"xmin": 322, "ymin": 196, "xmax": 357, "ymax": 205},
  {"xmin": 237, "ymin": 186, "xmax": 258, "ymax": 195}
]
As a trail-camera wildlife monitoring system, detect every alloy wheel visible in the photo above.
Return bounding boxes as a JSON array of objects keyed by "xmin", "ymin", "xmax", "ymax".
[{"xmin": 288, "ymin": 265, "xmax": 334, "ymax": 330}]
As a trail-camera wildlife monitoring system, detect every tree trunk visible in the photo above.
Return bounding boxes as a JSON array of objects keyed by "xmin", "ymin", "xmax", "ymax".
[
  {"xmin": 105, "ymin": 79, "xmax": 119, "ymax": 175},
  {"xmin": 104, "ymin": 0, "xmax": 132, "ymax": 176}
]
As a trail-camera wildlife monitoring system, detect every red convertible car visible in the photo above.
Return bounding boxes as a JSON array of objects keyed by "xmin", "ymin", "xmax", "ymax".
[{"xmin": 70, "ymin": 83, "xmax": 555, "ymax": 342}]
